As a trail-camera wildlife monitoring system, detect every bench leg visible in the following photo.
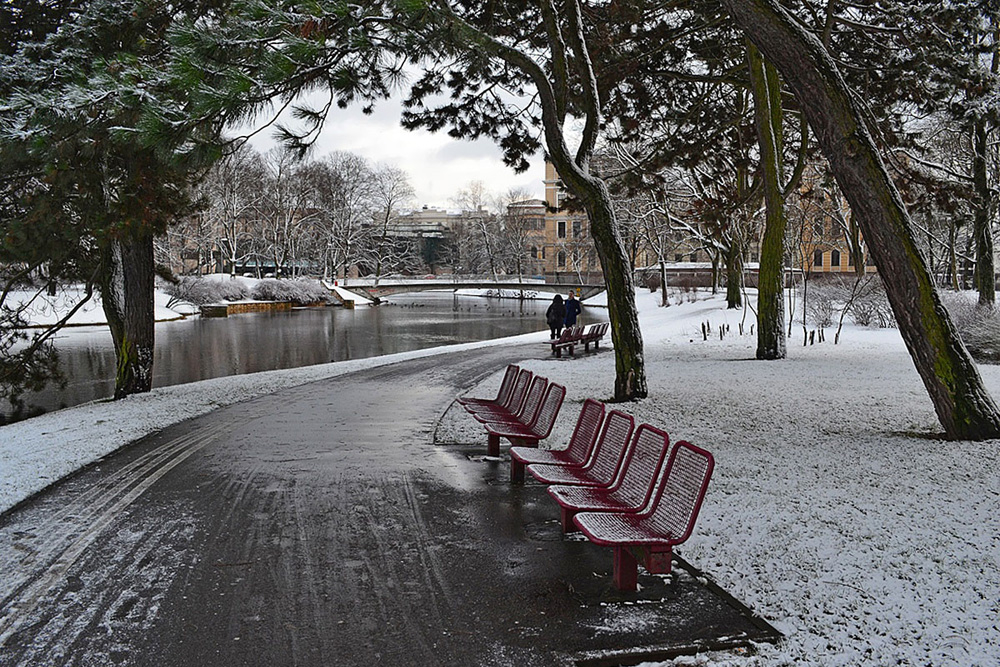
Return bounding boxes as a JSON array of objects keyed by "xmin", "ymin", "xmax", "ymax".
[
  {"xmin": 510, "ymin": 459, "xmax": 525, "ymax": 484},
  {"xmin": 560, "ymin": 507, "xmax": 578, "ymax": 533},
  {"xmin": 613, "ymin": 547, "xmax": 638, "ymax": 591},
  {"xmin": 487, "ymin": 433, "xmax": 500, "ymax": 457},
  {"xmin": 638, "ymin": 546, "xmax": 673, "ymax": 574}
]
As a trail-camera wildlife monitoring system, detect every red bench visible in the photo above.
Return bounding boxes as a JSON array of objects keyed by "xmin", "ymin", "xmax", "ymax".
[
  {"xmin": 457, "ymin": 364, "xmax": 519, "ymax": 411},
  {"xmin": 465, "ymin": 368, "xmax": 532, "ymax": 419},
  {"xmin": 573, "ymin": 440, "xmax": 715, "ymax": 591},
  {"xmin": 474, "ymin": 375, "xmax": 547, "ymax": 428},
  {"xmin": 508, "ymin": 398, "xmax": 606, "ymax": 484},
  {"xmin": 547, "ymin": 423, "xmax": 670, "ymax": 532},
  {"xmin": 526, "ymin": 410, "xmax": 635, "ymax": 487},
  {"xmin": 481, "ymin": 382, "xmax": 566, "ymax": 457},
  {"xmin": 581, "ymin": 322, "xmax": 609, "ymax": 351},
  {"xmin": 548, "ymin": 325, "xmax": 584, "ymax": 358}
]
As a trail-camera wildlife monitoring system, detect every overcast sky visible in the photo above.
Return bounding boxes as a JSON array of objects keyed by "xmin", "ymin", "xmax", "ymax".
[{"xmin": 246, "ymin": 93, "xmax": 545, "ymax": 211}]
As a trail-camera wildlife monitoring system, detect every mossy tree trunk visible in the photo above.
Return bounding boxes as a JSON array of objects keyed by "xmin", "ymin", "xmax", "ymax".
[
  {"xmin": 101, "ymin": 234, "xmax": 155, "ymax": 399},
  {"xmin": 724, "ymin": 0, "xmax": 1000, "ymax": 439},
  {"xmin": 748, "ymin": 41, "xmax": 787, "ymax": 359}
]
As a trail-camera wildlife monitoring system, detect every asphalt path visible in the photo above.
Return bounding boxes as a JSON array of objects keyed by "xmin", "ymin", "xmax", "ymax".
[{"xmin": 0, "ymin": 345, "xmax": 777, "ymax": 666}]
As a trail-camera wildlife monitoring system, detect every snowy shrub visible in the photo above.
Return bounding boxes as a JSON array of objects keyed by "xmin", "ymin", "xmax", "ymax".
[
  {"xmin": 643, "ymin": 271, "xmax": 661, "ymax": 293},
  {"xmin": 940, "ymin": 291, "xmax": 1000, "ymax": 363},
  {"xmin": 848, "ymin": 278, "xmax": 895, "ymax": 328},
  {"xmin": 805, "ymin": 281, "xmax": 838, "ymax": 328},
  {"xmin": 250, "ymin": 279, "xmax": 332, "ymax": 305},
  {"xmin": 164, "ymin": 277, "xmax": 250, "ymax": 305}
]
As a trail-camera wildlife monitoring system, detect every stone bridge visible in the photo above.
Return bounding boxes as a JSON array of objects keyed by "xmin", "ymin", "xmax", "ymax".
[{"xmin": 338, "ymin": 279, "xmax": 605, "ymax": 303}]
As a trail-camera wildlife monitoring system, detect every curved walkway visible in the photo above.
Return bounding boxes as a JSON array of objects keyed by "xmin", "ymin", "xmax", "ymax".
[{"xmin": 0, "ymin": 345, "xmax": 776, "ymax": 666}]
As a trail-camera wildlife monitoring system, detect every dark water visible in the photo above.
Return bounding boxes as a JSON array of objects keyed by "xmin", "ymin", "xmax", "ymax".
[{"xmin": 5, "ymin": 293, "xmax": 597, "ymax": 422}]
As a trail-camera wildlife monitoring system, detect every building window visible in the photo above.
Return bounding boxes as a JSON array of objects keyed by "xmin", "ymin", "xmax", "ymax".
[
  {"xmin": 557, "ymin": 220, "xmax": 566, "ymax": 238},
  {"xmin": 690, "ymin": 252, "xmax": 698, "ymax": 262},
  {"xmin": 530, "ymin": 246, "xmax": 538, "ymax": 259},
  {"xmin": 831, "ymin": 249, "xmax": 841, "ymax": 267},
  {"xmin": 557, "ymin": 251, "xmax": 566, "ymax": 268},
  {"xmin": 675, "ymin": 254, "xmax": 684, "ymax": 263},
  {"xmin": 541, "ymin": 246, "xmax": 547, "ymax": 260},
  {"xmin": 572, "ymin": 220, "xmax": 582, "ymax": 238},
  {"xmin": 814, "ymin": 249, "xmax": 824, "ymax": 268}
]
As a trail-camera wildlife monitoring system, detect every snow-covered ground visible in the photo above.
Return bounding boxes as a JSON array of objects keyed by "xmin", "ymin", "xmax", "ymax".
[
  {"xmin": 2, "ymin": 287, "xmax": 999, "ymax": 665},
  {"xmin": 9, "ymin": 285, "xmax": 195, "ymax": 327}
]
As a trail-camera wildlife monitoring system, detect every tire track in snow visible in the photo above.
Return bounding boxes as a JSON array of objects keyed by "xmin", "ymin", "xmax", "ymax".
[{"xmin": 0, "ymin": 422, "xmax": 231, "ymax": 649}]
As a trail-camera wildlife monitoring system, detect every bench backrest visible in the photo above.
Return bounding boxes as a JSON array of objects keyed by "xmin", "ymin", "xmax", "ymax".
[
  {"xmin": 555, "ymin": 328, "xmax": 576, "ymax": 343},
  {"xmin": 515, "ymin": 375, "xmax": 549, "ymax": 421},
  {"xmin": 644, "ymin": 440, "xmax": 714, "ymax": 545},
  {"xmin": 494, "ymin": 364, "xmax": 520, "ymax": 406},
  {"xmin": 561, "ymin": 399, "xmax": 606, "ymax": 464},
  {"xmin": 504, "ymin": 369, "xmax": 534, "ymax": 412},
  {"xmin": 606, "ymin": 423, "xmax": 671, "ymax": 510},
  {"xmin": 582, "ymin": 410, "xmax": 636, "ymax": 485},
  {"xmin": 527, "ymin": 382, "xmax": 566, "ymax": 438}
]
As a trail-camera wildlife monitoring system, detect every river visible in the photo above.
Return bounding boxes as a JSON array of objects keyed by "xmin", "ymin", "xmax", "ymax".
[{"xmin": 4, "ymin": 292, "xmax": 598, "ymax": 423}]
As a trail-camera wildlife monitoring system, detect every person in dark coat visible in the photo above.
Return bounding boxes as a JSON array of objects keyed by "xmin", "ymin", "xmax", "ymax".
[
  {"xmin": 564, "ymin": 292, "xmax": 582, "ymax": 328},
  {"xmin": 545, "ymin": 294, "xmax": 566, "ymax": 339}
]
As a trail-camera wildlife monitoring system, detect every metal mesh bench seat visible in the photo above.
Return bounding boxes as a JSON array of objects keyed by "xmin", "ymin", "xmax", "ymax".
[
  {"xmin": 482, "ymin": 382, "xmax": 566, "ymax": 457},
  {"xmin": 457, "ymin": 364, "xmax": 519, "ymax": 410},
  {"xmin": 526, "ymin": 410, "xmax": 635, "ymax": 487},
  {"xmin": 508, "ymin": 399, "xmax": 605, "ymax": 483},
  {"xmin": 573, "ymin": 440, "xmax": 715, "ymax": 591},
  {"xmin": 547, "ymin": 423, "xmax": 670, "ymax": 532}
]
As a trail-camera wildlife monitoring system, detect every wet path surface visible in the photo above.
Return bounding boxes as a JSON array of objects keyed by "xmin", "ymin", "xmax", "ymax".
[{"xmin": 0, "ymin": 346, "xmax": 777, "ymax": 666}]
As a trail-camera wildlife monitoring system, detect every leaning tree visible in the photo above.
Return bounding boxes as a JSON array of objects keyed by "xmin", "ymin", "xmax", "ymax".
[{"xmin": 723, "ymin": 0, "xmax": 1000, "ymax": 439}]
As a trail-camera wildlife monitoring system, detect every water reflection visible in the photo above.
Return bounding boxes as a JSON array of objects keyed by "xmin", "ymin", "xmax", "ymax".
[{"xmin": 5, "ymin": 293, "xmax": 596, "ymax": 421}]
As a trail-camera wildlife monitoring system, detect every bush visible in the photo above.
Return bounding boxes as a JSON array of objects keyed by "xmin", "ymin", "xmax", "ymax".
[
  {"xmin": 940, "ymin": 291, "xmax": 1000, "ymax": 363},
  {"xmin": 164, "ymin": 276, "xmax": 251, "ymax": 305},
  {"xmin": 805, "ymin": 280, "xmax": 838, "ymax": 328},
  {"xmin": 848, "ymin": 278, "xmax": 895, "ymax": 328},
  {"xmin": 251, "ymin": 278, "xmax": 332, "ymax": 305}
]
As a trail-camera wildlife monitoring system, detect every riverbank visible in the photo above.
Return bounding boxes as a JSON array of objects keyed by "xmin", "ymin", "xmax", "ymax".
[{"xmin": 2, "ymin": 288, "xmax": 999, "ymax": 665}]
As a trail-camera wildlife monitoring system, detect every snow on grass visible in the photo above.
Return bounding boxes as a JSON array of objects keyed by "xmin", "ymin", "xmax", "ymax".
[
  {"xmin": 2, "ymin": 286, "xmax": 999, "ymax": 665},
  {"xmin": 10, "ymin": 285, "xmax": 192, "ymax": 326}
]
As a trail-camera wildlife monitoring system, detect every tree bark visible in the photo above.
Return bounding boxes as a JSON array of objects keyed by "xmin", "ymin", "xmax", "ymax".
[
  {"xmin": 723, "ymin": 0, "xmax": 1000, "ymax": 439},
  {"xmin": 725, "ymin": 239, "xmax": 743, "ymax": 309},
  {"xmin": 973, "ymin": 118, "xmax": 994, "ymax": 306},
  {"xmin": 101, "ymin": 234, "xmax": 155, "ymax": 399},
  {"xmin": 748, "ymin": 41, "xmax": 787, "ymax": 359}
]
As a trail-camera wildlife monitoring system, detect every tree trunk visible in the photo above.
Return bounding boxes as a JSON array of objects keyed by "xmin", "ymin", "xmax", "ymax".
[
  {"xmin": 100, "ymin": 234, "xmax": 155, "ymax": 399},
  {"xmin": 725, "ymin": 240, "xmax": 743, "ymax": 309},
  {"xmin": 724, "ymin": 0, "xmax": 1000, "ymax": 439},
  {"xmin": 973, "ymin": 118, "xmax": 994, "ymax": 306},
  {"xmin": 659, "ymin": 259, "xmax": 668, "ymax": 307},
  {"xmin": 748, "ymin": 42, "xmax": 787, "ymax": 359},
  {"xmin": 573, "ymin": 177, "xmax": 648, "ymax": 400}
]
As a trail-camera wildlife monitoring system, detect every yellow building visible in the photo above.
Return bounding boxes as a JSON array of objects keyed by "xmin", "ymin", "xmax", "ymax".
[{"xmin": 529, "ymin": 162, "xmax": 602, "ymax": 281}]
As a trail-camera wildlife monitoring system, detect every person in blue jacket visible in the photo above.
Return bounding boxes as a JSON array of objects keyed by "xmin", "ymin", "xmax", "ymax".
[{"xmin": 564, "ymin": 292, "xmax": 582, "ymax": 328}]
